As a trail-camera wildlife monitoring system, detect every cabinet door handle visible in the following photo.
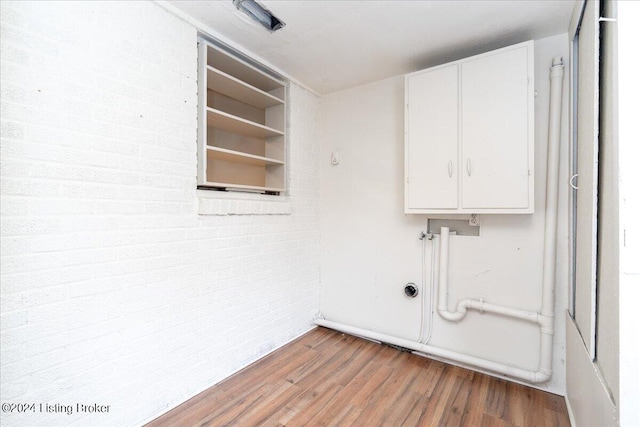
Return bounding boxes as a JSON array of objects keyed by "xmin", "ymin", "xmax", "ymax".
[
  {"xmin": 448, "ymin": 161, "xmax": 453, "ymax": 178},
  {"xmin": 466, "ymin": 159, "xmax": 472, "ymax": 176}
]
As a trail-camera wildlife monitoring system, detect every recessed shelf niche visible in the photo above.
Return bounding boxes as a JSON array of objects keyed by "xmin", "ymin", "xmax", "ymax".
[{"xmin": 197, "ymin": 39, "xmax": 287, "ymax": 194}]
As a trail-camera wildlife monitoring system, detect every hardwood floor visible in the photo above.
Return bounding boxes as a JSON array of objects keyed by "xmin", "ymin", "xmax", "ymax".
[{"xmin": 146, "ymin": 327, "xmax": 571, "ymax": 427}]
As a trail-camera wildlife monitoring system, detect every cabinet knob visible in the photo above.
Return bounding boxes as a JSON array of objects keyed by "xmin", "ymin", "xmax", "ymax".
[
  {"xmin": 466, "ymin": 159, "xmax": 472, "ymax": 176},
  {"xmin": 448, "ymin": 161, "xmax": 453, "ymax": 178}
]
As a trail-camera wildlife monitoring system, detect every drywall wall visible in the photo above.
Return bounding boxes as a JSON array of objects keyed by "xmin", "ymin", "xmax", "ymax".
[
  {"xmin": 319, "ymin": 76, "xmax": 426, "ymax": 340},
  {"xmin": 320, "ymin": 33, "xmax": 570, "ymax": 394},
  {"xmin": 0, "ymin": 1, "xmax": 321, "ymax": 426}
]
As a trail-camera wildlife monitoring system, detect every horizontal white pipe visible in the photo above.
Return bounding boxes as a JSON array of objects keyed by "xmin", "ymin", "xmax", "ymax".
[
  {"xmin": 315, "ymin": 318, "xmax": 551, "ymax": 383},
  {"xmin": 440, "ymin": 297, "xmax": 543, "ymax": 324},
  {"xmin": 437, "ymin": 229, "xmax": 542, "ymax": 325}
]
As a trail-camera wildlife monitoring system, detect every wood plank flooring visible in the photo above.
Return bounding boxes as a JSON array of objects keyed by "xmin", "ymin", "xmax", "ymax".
[{"xmin": 146, "ymin": 327, "xmax": 570, "ymax": 427}]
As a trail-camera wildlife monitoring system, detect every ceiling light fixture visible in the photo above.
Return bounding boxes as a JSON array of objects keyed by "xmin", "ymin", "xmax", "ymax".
[{"xmin": 232, "ymin": 0, "xmax": 285, "ymax": 32}]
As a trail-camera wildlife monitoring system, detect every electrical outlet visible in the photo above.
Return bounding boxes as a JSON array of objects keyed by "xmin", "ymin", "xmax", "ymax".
[{"xmin": 469, "ymin": 214, "xmax": 480, "ymax": 226}]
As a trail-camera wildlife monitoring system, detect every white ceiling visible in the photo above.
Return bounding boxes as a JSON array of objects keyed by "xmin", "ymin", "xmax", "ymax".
[{"xmin": 168, "ymin": 0, "xmax": 576, "ymax": 94}]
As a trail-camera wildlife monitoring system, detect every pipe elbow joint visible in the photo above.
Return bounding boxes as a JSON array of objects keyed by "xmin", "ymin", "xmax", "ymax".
[
  {"xmin": 438, "ymin": 306, "xmax": 465, "ymax": 322},
  {"xmin": 457, "ymin": 300, "xmax": 472, "ymax": 314},
  {"xmin": 531, "ymin": 368, "xmax": 553, "ymax": 383}
]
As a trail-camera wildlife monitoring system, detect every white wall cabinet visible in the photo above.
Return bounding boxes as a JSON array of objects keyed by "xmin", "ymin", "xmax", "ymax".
[
  {"xmin": 405, "ymin": 41, "xmax": 534, "ymax": 214},
  {"xmin": 197, "ymin": 39, "xmax": 287, "ymax": 194}
]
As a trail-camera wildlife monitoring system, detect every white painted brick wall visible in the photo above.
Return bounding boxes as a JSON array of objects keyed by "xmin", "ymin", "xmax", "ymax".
[{"xmin": 0, "ymin": 1, "xmax": 321, "ymax": 425}]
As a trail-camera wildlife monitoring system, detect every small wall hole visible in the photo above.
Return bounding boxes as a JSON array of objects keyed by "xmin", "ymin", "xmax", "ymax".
[{"xmin": 404, "ymin": 283, "xmax": 418, "ymax": 298}]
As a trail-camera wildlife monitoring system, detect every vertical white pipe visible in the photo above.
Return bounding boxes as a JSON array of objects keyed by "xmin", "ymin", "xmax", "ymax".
[
  {"xmin": 542, "ymin": 57, "xmax": 565, "ymax": 319},
  {"xmin": 438, "ymin": 227, "xmax": 450, "ymax": 315},
  {"xmin": 537, "ymin": 56, "xmax": 565, "ymax": 380}
]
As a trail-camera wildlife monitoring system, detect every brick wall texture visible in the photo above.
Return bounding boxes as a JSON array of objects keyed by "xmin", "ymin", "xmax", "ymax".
[{"xmin": 0, "ymin": 1, "xmax": 321, "ymax": 425}]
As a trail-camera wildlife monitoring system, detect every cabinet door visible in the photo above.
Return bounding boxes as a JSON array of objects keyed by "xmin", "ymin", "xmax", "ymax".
[
  {"xmin": 406, "ymin": 65, "xmax": 459, "ymax": 210},
  {"xmin": 461, "ymin": 45, "xmax": 531, "ymax": 209}
]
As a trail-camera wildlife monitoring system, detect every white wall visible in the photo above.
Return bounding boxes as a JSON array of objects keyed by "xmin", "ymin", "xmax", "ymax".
[
  {"xmin": 320, "ymin": 34, "xmax": 570, "ymax": 394},
  {"xmin": 619, "ymin": 3, "xmax": 640, "ymax": 426},
  {"xmin": 0, "ymin": 1, "xmax": 321, "ymax": 426},
  {"xmin": 319, "ymin": 76, "xmax": 425, "ymax": 340}
]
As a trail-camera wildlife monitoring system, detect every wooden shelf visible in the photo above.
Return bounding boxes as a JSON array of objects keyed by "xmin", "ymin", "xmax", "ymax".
[
  {"xmin": 198, "ymin": 39, "xmax": 287, "ymax": 195},
  {"xmin": 208, "ymin": 47, "xmax": 283, "ymax": 93},
  {"xmin": 201, "ymin": 182, "xmax": 285, "ymax": 193},
  {"xmin": 207, "ymin": 146, "xmax": 284, "ymax": 167},
  {"xmin": 206, "ymin": 108, "xmax": 284, "ymax": 139},
  {"xmin": 207, "ymin": 66, "xmax": 284, "ymax": 109}
]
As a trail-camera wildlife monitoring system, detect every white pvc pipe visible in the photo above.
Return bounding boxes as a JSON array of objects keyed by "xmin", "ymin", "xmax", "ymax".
[
  {"xmin": 535, "ymin": 56, "xmax": 565, "ymax": 380},
  {"xmin": 437, "ymin": 227, "xmax": 455, "ymax": 320},
  {"xmin": 315, "ymin": 318, "xmax": 550, "ymax": 383},
  {"xmin": 434, "ymin": 57, "xmax": 564, "ymax": 383},
  {"xmin": 438, "ymin": 228, "xmax": 542, "ymax": 325},
  {"xmin": 317, "ymin": 58, "xmax": 564, "ymax": 384},
  {"xmin": 437, "ymin": 227, "xmax": 551, "ymax": 382},
  {"xmin": 542, "ymin": 56, "xmax": 565, "ymax": 322}
]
